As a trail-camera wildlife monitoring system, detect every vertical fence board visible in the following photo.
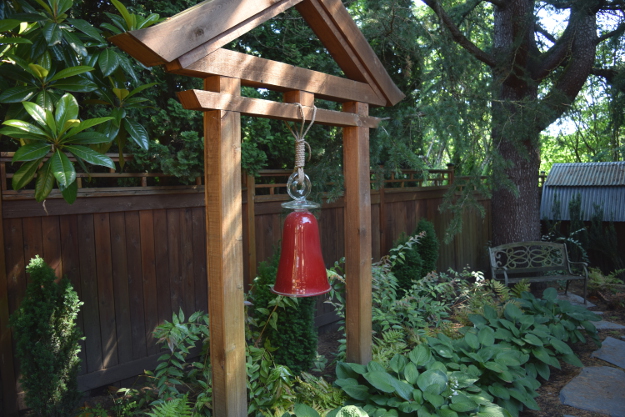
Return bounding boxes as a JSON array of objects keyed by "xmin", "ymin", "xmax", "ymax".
[
  {"xmin": 139, "ymin": 211, "xmax": 159, "ymax": 355},
  {"xmin": 59, "ymin": 215, "xmax": 86, "ymax": 374},
  {"xmin": 124, "ymin": 211, "xmax": 147, "ymax": 360},
  {"xmin": 181, "ymin": 208, "xmax": 195, "ymax": 315},
  {"xmin": 167, "ymin": 209, "xmax": 182, "ymax": 314},
  {"xmin": 153, "ymin": 210, "xmax": 172, "ymax": 325},
  {"xmin": 94, "ymin": 213, "xmax": 118, "ymax": 369},
  {"xmin": 110, "ymin": 212, "xmax": 132, "ymax": 365},
  {"xmin": 0, "ymin": 213, "xmax": 18, "ymax": 415},
  {"xmin": 41, "ymin": 217, "xmax": 62, "ymax": 277},
  {"xmin": 77, "ymin": 214, "xmax": 103, "ymax": 375}
]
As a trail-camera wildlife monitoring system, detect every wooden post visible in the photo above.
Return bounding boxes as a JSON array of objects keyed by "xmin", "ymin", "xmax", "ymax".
[
  {"xmin": 342, "ymin": 101, "xmax": 372, "ymax": 364},
  {"xmin": 0, "ymin": 187, "xmax": 18, "ymax": 416},
  {"xmin": 203, "ymin": 76, "xmax": 247, "ymax": 417},
  {"xmin": 246, "ymin": 173, "xmax": 257, "ymax": 282}
]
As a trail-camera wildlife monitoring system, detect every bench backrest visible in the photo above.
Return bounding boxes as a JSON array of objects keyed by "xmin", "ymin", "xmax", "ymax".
[{"xmin": 488, "ymin": 241, "xmax": 570, "ymax": 279}]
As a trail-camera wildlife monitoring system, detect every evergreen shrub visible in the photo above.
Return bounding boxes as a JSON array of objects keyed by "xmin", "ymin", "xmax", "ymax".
[
  {"xmin": 251, "ymin": 253, "xmax": 318, "ymax": 375},
  {"xmin": 391, "ymin": 219, "xmax": 440, "ymax": 293},
  {"xmin": 10, "ymin": 256, "xmax": 83, "ymax": 417},
  {"xmin": 415, "ymin": 218, "xmax": 440, "ymax": 275}
]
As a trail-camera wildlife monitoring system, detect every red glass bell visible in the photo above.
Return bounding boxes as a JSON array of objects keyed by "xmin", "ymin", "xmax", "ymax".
[
  {"xmin": 272, "ymin": 209, "xmax": 330, "ymax": 297},
  {"xmin": 272, "ymin": 171, "xmax": 330, "ymax": 297}
]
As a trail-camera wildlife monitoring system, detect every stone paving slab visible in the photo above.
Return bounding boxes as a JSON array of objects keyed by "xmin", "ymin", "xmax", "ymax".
[
  {"xmin": 594, "ymin": 321, "xmax": 625, "ymax": 330},
  {"xmin": 557, "ymin": 292, "xmax": 595, "ymax": 307},
  {"xmin": 560, "ymin": 366, "xmax": 625, "ymax": 417},
  {"xmin": 592, "ymin": 337, "xmax": 625, "ymax": 369}
]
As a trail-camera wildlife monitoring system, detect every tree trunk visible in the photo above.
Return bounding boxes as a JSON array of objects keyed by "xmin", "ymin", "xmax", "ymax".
[{"xmin": 490, "ymin": 0, "xmax": 542, "ymax": 245}]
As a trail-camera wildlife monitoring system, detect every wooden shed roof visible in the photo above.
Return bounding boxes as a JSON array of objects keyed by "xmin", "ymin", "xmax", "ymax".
[{"xmin": 109, "ymin": 0, "xmax": 405, "ymax": 107}]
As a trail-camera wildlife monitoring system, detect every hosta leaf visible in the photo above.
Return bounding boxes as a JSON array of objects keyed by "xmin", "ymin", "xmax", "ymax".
[
  {"xmin": 409, "ymin": 345, "xmax": 432, "ymax": 366},
  {"xmin": 549, "ymin": 338, "xmax": 573, "ymax": 355},
  {"xmin": 13, "ymin": 142, "xmax": 50, "ymax": 161},
  {"xmin": 423, "ymin": 391, "xmax": 444, "ymax": 408},
  {"xmin": 483, "ymin": 305, "xmax": 498, "ymax": 321},
  {"xmin": 468, "ymin": 314, "xmax": 487, "ymax": 326},
  {"xmin": 12, "ymin": 159, "xmax": 43, "ymax": 190},
  {"xmin": 495, "ymin": 352, "xmax": 522, "ymax": 367},
  {"xmin": 35, "ymin": 159, "xmax": 55, "ymax": 202},
  {"xmin": 404, "ymin": 362, "xmax": 419, "ymax": 385},
  {"xmin": 484, "ymin": 361, "xmax": 506, "ymax": 373},
  {"xmin": 336, "ymin": 363, "xmax": 359, "ymax": 379},
  {"xmin": 50, "ymin": 149, "xmax": 76, "ymax": 187},
  {"xmin": 0, "ymin": 86, "xmax": 38, "ymax": 103},
  {"xmin": 532, "ymin": 347, "xmax": 559, "ymax": 368},
  {"xmin": 450, "ymin": 394, "xmax": 478, "ymax": 412},
  {"xmin": 364, "ymin": 371, "xmax": 396, "ymax": 393},
  {"xmin": 465, "ymin": 331, "xmax": 480, "ymax": 350},
  {"xmin": 417, "ymin": 369, "xmax": 447, "ymax": 394},
  {"xmin": 561, "ymin": 353, "xmax": 583, "ymax": 367},
  {"xmin": 390, "ymin": 378, "xmax": 413, "ymax": 401},
  {"xmin": 476, "ymin": 405, "xmax": 507, "ymax": 417},
  {"xmin": 293, "ymin": 403, "xmax": 320, "ymax": 417},
  {"xmin": 504, "ymin": 303, "xmax": 522, "ymax": 321},
  {"xmin": 478, "ymin": 327, "xmax": 495, "ymax": 346},
  {"xmin": 342, "ymin": 384, "xmax": 369, "ymax": 401},
  {"xmin": 523, "ymin": 333, "xmax": 543, "ymax": 346},
  {"xmin": 488, "ymin": 383, "xmax": 510, "ymax": 400},
  {"xmin": 390, "ymin": 354, "xmax": 407, "ymax": 374}
]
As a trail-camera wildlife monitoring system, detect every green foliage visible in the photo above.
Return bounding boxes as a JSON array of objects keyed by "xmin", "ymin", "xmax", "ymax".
[
  {"xmin": 146, "ymin": 395, "xmax": 192, "ymax": 417},
  {"xmin": 415, "ymin": 218, "xmax": 439, "ymax": 276},
  {"xmin": 334, "ymin": 346, "xmax": 508, "ymax": 417},
  {"xmin": 587, "ymin": 267, "xmax": 625, "ymax": 295},
  {"xmin": 9, "ymin": 256, "xmax": 83, "ymax": 417},
  {"xmin": 0, "ymin": 0, "xmax": 157, "ymax": 201},
  {"xmin": 390, "ymin": 232, "xmax": 424, "ymax": 293},
  {"xmin": 250, "ymin": 254, "xmax": 318, "ymax": 375},
  {"xmin": 145, "ymin": 309, "xmax": 212, "ymax": 414}
]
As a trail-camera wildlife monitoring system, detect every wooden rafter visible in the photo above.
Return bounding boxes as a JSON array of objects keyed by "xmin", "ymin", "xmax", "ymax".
[
  {"xmin": 109, "ymin": 0, "xmax": 405, "ymax": 107},
  {"xmin": 166, "ymin": 48, "xmax": 387, "ymax": 106},
  {"xmin": 177, "ymin": 89, "xmax": 381, "ymax": 128}
]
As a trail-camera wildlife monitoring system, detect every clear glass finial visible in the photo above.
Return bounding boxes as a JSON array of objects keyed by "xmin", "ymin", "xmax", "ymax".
[{"xmin": 282, "ymin": 171, "xmax": 319, "ymax": 210}]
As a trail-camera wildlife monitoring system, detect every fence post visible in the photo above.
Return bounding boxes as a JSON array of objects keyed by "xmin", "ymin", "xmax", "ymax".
[{"xmin": 447, "ymin": 163, "xmax": 455, "ymax": 185}]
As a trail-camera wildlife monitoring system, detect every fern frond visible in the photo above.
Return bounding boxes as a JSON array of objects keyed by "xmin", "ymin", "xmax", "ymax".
[
  {"xmin": 147, "ymin": 395, "xmax": 192, "ymax": 417},
  {"xmin": 511, "ymin": 279, "xmax": 531, "ymax": 298}
]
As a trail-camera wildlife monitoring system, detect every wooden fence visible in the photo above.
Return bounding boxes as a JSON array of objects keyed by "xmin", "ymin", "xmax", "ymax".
[{"xmin": 0, "ymin": 153, "xmax": 491, "ymax": 414}]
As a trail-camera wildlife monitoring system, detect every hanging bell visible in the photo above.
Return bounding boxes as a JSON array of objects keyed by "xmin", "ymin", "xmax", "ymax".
[{"xmin": 272, "ymin": 172, "xmax": 330, "ymax": 297}]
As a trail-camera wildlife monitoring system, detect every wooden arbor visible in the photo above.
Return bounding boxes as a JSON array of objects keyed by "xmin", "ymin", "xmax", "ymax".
[{"xmin": 111, "ymin": 0, "xmax": 404, "ymax": 415}]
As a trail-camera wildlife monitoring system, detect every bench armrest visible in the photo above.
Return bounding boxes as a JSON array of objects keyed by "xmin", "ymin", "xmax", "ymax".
[{"xmin": 568, "ymin": 261, "xmax": 588, "ymax": 277}]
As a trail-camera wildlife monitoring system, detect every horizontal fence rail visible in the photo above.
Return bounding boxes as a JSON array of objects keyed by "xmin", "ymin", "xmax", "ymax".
[{"xmin": 0, "ymin": 153, "xmax": 493, "ymax": 415}]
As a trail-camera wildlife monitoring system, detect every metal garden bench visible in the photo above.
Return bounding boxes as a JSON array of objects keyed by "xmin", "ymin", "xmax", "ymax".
[{"xmin": 488, "ymin": 241, "xmax": 588, "ymax": 304}]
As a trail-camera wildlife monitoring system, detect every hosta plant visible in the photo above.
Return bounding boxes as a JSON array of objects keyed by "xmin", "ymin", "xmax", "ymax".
[
  {"xmin": 335, "ymin": 344, "xmax": 509, "ymax": 417},
  {"xmin": 0, "ymin": 93, "xmax": 114, "ymax": 202}
]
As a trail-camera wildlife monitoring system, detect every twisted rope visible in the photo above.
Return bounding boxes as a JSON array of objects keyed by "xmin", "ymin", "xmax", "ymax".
[{"xmin": 284, "ymin": 103, "xmax": 317, "ymax": 184}]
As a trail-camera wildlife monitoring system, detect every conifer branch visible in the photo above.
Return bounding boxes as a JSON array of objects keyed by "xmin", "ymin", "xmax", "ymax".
[{"xmin": 422, "ymin": 0, "xmax": 496, "ymax": 67}]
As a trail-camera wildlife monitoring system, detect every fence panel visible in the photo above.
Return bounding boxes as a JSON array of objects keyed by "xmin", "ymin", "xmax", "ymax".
[{"xmin": 0, "ymin": 164, "xmax": 491, "ymax": 414}]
